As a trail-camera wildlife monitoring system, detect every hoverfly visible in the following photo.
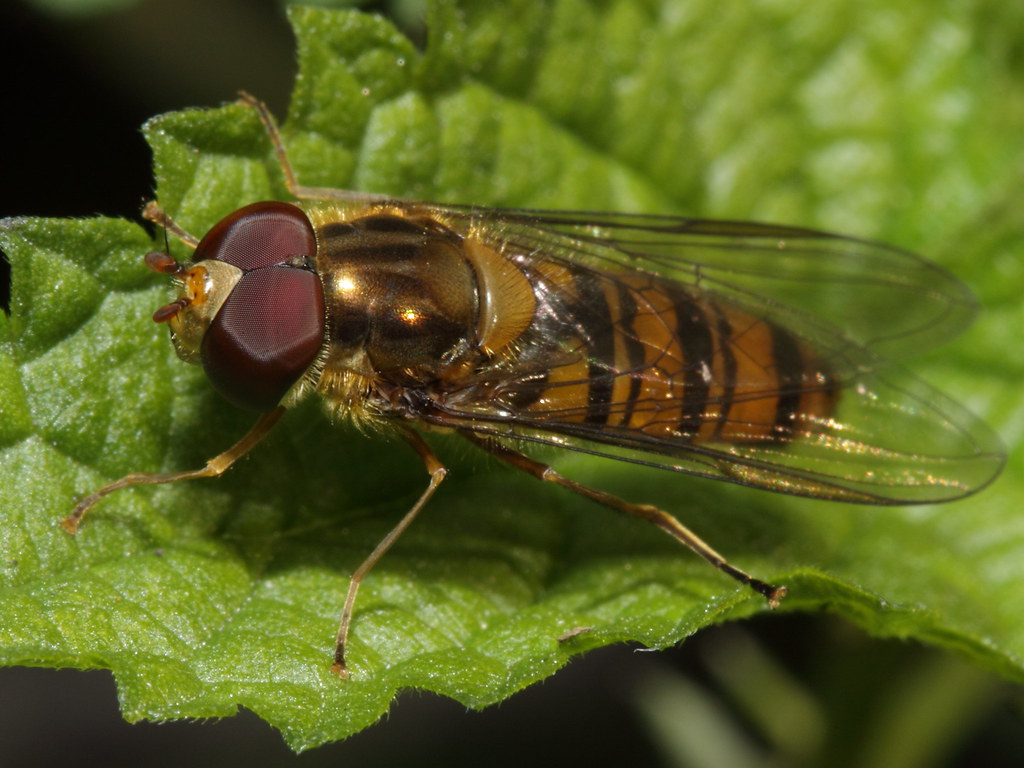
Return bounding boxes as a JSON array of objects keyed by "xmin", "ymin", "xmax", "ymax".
[{"xmin": 64, "ymin": 93, "xmax": 1004, "ymax": 677}]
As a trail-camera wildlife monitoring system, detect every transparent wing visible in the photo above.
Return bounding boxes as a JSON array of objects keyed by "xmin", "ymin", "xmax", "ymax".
[
  {"xmin": 426, "ymin": 366, "xmax": 1003, "ymax": 505},
  {"xmin": 347, "ymin": 199, "xmax": 1005, "ymax": 503},
  {"xmin": 439, "ymin": 206, "xmax": 976, "ymax": 359}
]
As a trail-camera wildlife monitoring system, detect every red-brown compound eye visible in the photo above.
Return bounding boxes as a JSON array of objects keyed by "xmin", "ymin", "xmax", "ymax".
[
  {"xmin": 193, "ymin": 201, "xmax": 324, "ymax": 411},
  {"xmin": 202, "ymin": 265, "xmax": 325, "ymax": 411},
  {"xmin": 194, "ymin": 201, "xmax": 316, "ymax": 270}
]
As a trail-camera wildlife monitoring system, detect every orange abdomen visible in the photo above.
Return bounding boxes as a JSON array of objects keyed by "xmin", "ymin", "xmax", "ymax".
[{"xmin": 517, "ymin": 265, "xmax": 838, "ymax": 445}]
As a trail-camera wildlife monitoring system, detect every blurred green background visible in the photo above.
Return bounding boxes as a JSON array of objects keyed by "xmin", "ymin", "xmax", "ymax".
[{"xmin": 1, "ymin": 0, "xmax": 1022, "ymax": 765}]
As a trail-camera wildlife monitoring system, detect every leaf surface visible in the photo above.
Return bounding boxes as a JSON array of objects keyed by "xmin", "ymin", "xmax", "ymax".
[{"xmin": 1, "ymin": 1, "xmax": 1023, "ymax": 750}]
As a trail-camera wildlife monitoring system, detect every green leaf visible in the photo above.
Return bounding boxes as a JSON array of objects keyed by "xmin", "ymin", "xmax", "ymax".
[{"xmin": 2, "ymin": 0, "xmax": 1023, "ymax": 751}]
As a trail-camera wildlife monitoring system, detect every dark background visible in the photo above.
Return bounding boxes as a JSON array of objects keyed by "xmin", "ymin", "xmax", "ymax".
[{"xmin": 1, "ymin": 1, "xmax": 1022, "ymax": 765}]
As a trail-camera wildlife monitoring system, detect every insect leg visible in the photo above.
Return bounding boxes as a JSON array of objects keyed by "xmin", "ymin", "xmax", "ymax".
[
  {"xmin": 142, "ymin": 200, "xmax": 200, "ymax": 248},
  {"xmin": 459, "ymin": 431, "xmax": 786, "ymax": 608},
  {"xmin": 331, "ymin": 426, "xmax": 448, "ymax": 679},
  {"xmin": 62, "ymin": 407, "xmax": 286, "ymax": 534},
  {"xmin": 236, "ymin": 91, "xmax": 387, "ymax": 205}
]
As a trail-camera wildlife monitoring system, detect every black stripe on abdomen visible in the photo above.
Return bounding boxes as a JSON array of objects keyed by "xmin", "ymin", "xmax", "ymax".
[
  {"xmin": 709, "ymin": 301, "xmax": 737, "ymax": 440},
  {"xmin": 573, "ymin": 271, "xmax": 616, "ymax": 425},
  {"xmin": 667, "ymin": 285, "xmax": 713, "ymax": 438},
  {"xmin": 615, "ymin": 281, "xmax": 645, "ymax": 428}
]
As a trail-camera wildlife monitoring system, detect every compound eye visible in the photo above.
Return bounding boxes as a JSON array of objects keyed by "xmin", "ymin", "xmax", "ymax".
[
  {"xmin": 201, "ymin": 265, "xmax": 325, "ymax": 411},
  {"xmin": 194, "ymin": 201, "xmax": 316, "ymax": 270}
]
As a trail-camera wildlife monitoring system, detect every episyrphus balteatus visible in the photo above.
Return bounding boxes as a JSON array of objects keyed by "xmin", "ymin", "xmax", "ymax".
[{"xmin": 63, "ymin": 93, "xmax": 1005, "ymax": 677}]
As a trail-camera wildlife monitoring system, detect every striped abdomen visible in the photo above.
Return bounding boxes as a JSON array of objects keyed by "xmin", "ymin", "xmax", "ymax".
[{"xmin": 515, "ymin": 262, "xmax": 838, "ymax": 445}]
